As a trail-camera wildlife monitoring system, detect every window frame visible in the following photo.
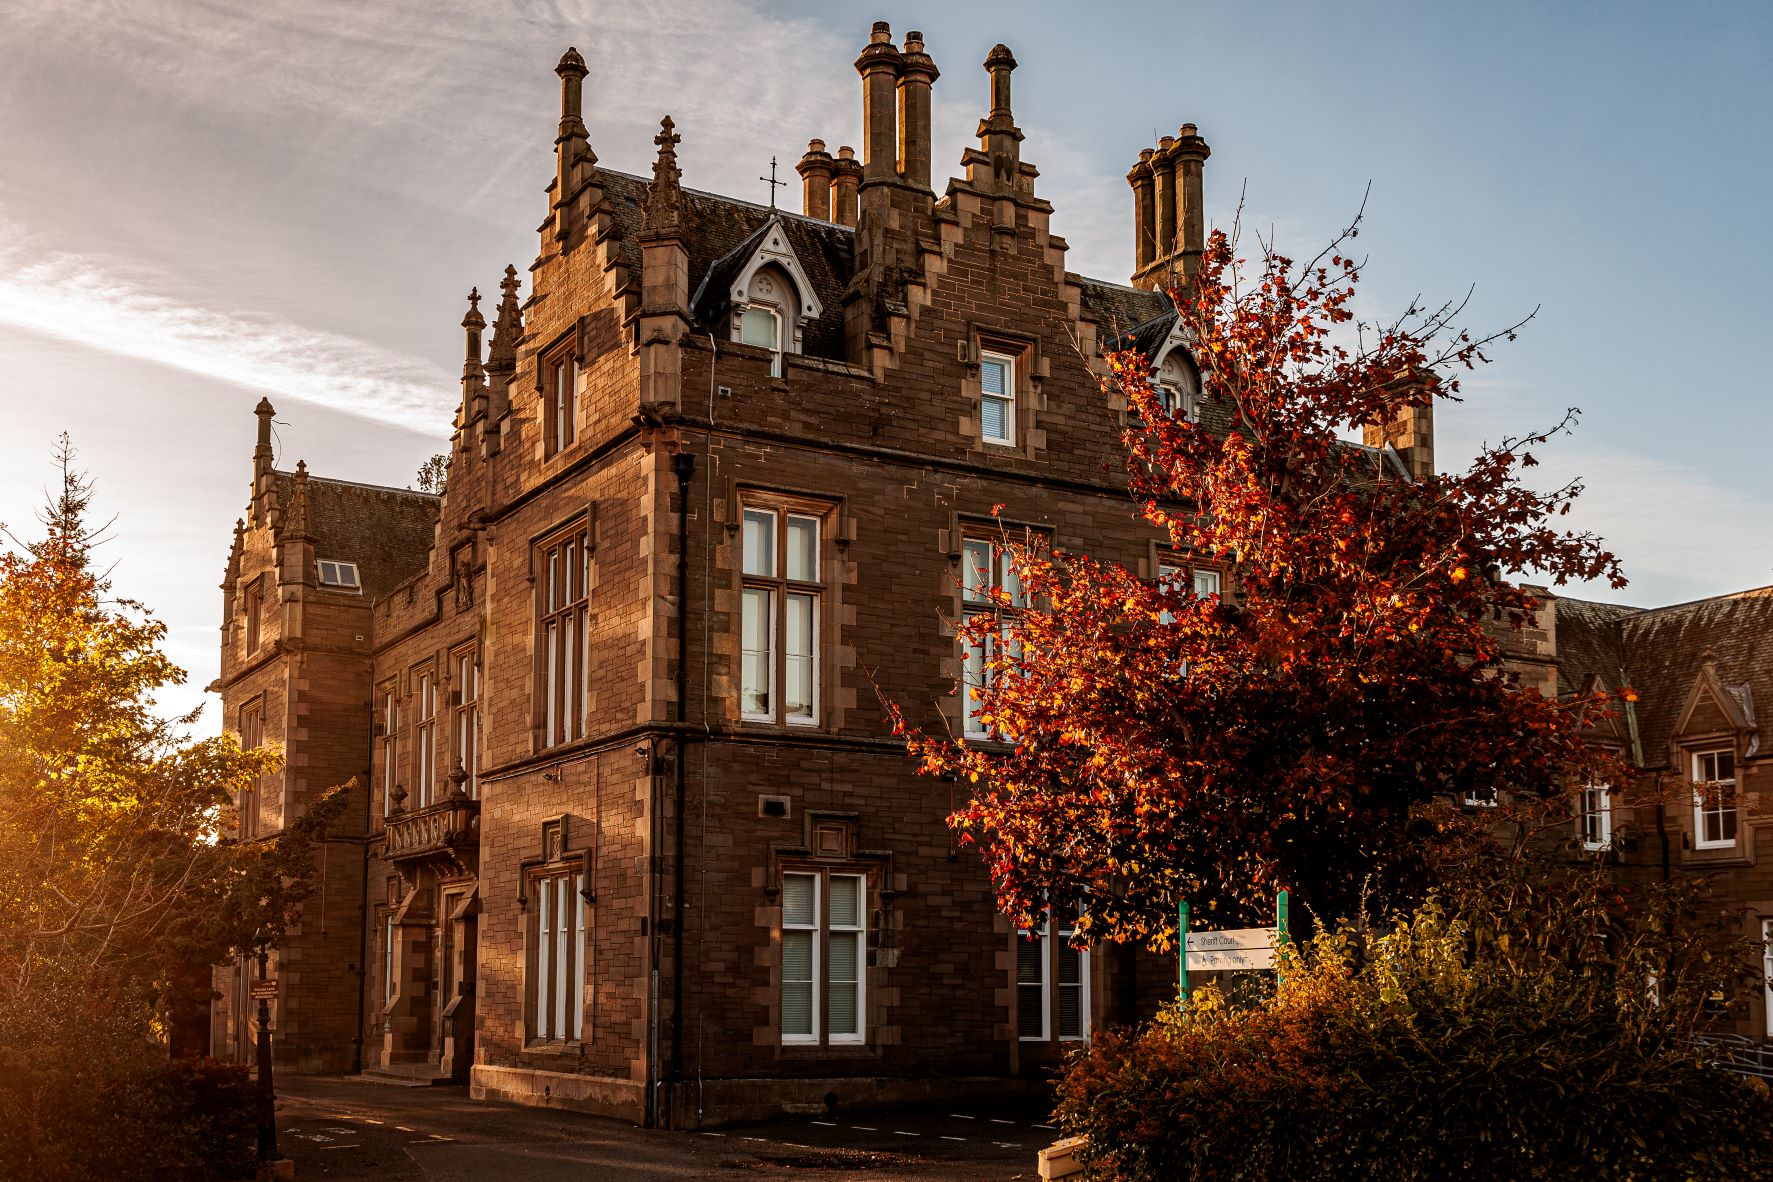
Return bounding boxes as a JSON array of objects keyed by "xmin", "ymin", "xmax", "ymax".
[
  {"xmin": 1762, "ymin": 917, "xmax": 1773, "ymax": 1041},
  {"xmin": 529, "ymin": 866, "xmax": 586, "ymax": 1044},
  {"xmin": 237, "ymin": 699, "xmax": 264, "ymax": 839},
  {"xmin": 316, "ymin": 559, "xmax": 361, "ymax": 591},
  {"xmin": 960, "ymin": 535, "xmax": 1028, "ymax": 741},
  {"xmin": 779, "ymin": 868, "xmax": 867, "ymax": 1047},
  {"xmin": 1692, "ymin": 748, "xmax": 1737, "ymax": 849},
  {"xmin": 543, "ymin": 346, "xmax": 578, "ymax": 457},
  {"xmin": 412, "ymin": 664, "xmax": 437, "ymax": 809},
  {"xmin": 1017, "ymin": 904, "xmax": 1090, "ymax": 1043},
  {"xmin": 451, "ymin": 645, "xmax": 480, "ymax": 797},
  {"xmin": 739, "ymin": 502, "xmax": 825, "ymax": 728},
  {"xmin": 243, "ymin": 579, "xmax": 263, "ymax": 654},
  {"xmin": 979, "ymin": 349, "xmax": 1017, "ymax": 446},
  {"xmin": 740, "ymin": 305, "xmax": 785, "ymax": 377},
  {"xmin": 378, "ymin": 681, "xmax": 399, "ymax": 819},
  {"xmin": 1579, "ymin": 781, "xmax": 1612, "ymax": 851},
  {"xmin": 537, "ymin": 525, "xmax": 590, "ymax": 749}
]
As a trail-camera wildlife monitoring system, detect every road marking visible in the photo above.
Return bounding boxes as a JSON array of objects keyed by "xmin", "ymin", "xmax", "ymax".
[
  {"xmin": 852, "ymin": 1125, "xmax": 876, "ymax": 1131},
  {"xmin": 361, "ymin": 1119, "xmax": 384, "ymax": 1125},
  {"xmin": 950, "ymin": 1113, "xmax": 976, "ymax": 1119},
  {"xmin": 699, "ymin": 1132, "xmax": 726, "ymax": 1137},
  {"xmin": 320, "ymin": 1144, "xmax": 362, "ymax": 1151},
  {"xmin": 395, "ymin": 1125, "xmax": 415, "ymax": 1132},
  {"xmin": 812, "ymin": 1120, "xmax": 836, "ymax": 1126},
  {"xmin": 990, "ymin": 1118, "xmax": 1015, "ymax": 1125},
  {"xmin": 994, "ymin": 1141, "xmax": 1022, "ymax": 1149},
  {"xmin": 941, "ymin": 1135, "xmax": 967, "ymax": 1141},
  {"xmin": 1034, "ymin": 1123, "xmax": 1057, "ymax": 1130},
  {"xmin": 428, "ymin": 1135, "xmax": 455, "ymax": 1142},
  {"xmin": 894, "ymin": 1130, "xmax": 920, "ymax": 1137},
  {"xmin": 742, "ymin": 1136, "xmax": 768, "ymax": 1143}
]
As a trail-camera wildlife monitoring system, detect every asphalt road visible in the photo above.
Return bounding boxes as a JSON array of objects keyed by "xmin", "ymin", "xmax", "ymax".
[{"xmin": 273, "ymin": 1075, "xmax": 1057, "ymax": 1181}]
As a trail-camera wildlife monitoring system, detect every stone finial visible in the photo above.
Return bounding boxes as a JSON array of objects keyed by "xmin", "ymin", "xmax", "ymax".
[
  {"xmin": 389, "ymin": 782, "xmax": 408, "ymax": 814},
  {"xmin": 487, "ymin": 265, "xmax": 524, "ymax": 374},
  {"xmin": 449, "ymin": 758, "xmax": 470, "ymax": 798},
  {"xmin": 556, "ymin": 46, "xmax": 587, "ymax": 79},
  {"xmin": 461, "ymin": 288, "xmax": 488, "ymax": 425},
  {"xmin": 644, "ymin": 115, "xmax": 684, "ymax": 233},
  {"xmin": 287, "ymin": 460, "xmax": 313, "ymax": 541},
  {"xmin": 461, "ymin": 287, "xmax": 484, "ymax": 331}
]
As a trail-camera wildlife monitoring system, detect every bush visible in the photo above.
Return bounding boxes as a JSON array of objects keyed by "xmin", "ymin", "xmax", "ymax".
[
  {"xmin": 0, "ymin": 977, "xmax": 255, "ymax": 1181},
  {"xmin": 1057, "ymin": 877, "xmax": 1773, "ymax": 1181}
]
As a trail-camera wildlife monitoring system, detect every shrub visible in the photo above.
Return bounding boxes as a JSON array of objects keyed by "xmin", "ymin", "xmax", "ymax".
[{"xmin": 1057, "ymin": 876, "xmax": 1773, "ymax": 1181}]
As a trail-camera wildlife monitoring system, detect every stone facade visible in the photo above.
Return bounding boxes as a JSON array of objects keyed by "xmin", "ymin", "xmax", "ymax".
[{"xmin": 209, "ymin": 24, "xmax": 1236, "ymax": 1125}]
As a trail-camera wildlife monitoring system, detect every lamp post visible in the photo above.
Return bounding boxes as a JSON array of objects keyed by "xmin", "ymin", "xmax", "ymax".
[{"xmin": 253, "ymin": 926, "xmax": 278, "ymax": 1169}]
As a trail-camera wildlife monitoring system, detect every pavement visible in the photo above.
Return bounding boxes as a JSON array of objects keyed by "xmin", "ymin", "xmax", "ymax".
[{"xmin": 271, "ymin": 1074, "xmax": 1059, "ymax": 1181}]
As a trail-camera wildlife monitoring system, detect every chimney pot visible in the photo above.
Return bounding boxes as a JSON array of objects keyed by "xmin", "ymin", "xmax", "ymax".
[
  {"xmin": 830, "ymin": 146, "xmax": 862, "ymax": 227},
  {"xmin": 796, "ymin": 139, "xmax": 837, "ymax": 220},
  {"xmin": 871, "ymin": 20, "xmax": 892, "ymax": 42}
]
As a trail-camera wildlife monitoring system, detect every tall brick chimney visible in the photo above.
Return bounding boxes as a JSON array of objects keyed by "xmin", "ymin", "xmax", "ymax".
[
  {"xmin": 796, "ymin": 140, "xmax": 835, "ymax": 220},
  {"xmin": 1364, "ymin": 392, "xmax": 1436, "ymax": 481},
  {"xmin": 1129, "ymin": 122, "xmax": 1211, "ymax": 290},
  {"xmin": 896, "ymin": 31, "xmax": 938, "ymax": 190},
  {"xmin": 1128, "ymin": 148, "xmax": 1157, "ymax": 272},
  {"xmin": 856, "ymin": 22, "xmax": 903, "ymax": 187},
  {"xmin": 831, "ymin": 146, "xmax": 861, "ymax": 227}
]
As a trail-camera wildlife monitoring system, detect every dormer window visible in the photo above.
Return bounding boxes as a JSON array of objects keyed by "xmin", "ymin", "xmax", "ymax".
[
  {"xmin": 736, "ymin": 266, "xmax": 794, "ymax": 376},
  {"xmin": 317, "ymin": 559, "xmax": 361, "ymax": 591},
  {"xmin": 1155, "ymin": 350, "xmax": 1201, "ymax": 421}
]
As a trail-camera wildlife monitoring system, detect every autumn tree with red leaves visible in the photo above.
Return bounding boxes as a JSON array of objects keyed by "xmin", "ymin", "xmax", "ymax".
[{"xmin": 894, "ymin": 218, "xmax": 1627, "ymax": 944}]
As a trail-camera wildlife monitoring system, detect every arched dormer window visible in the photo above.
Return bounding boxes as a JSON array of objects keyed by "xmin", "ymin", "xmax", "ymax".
[
  {"xmin": 1154, "ymin": 346, "xmax": 1201, "ymax": 422},
  {"xmin": 736, "ymin": 265, "xmax": 798, "ymax": 377},
  {"xmin": 697, "ymin": 214, "xmax": 823, "ymax": 379}
]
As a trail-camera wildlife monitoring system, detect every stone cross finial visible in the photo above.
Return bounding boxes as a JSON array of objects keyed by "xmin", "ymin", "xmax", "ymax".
[{"xmin": 644, "ymin": 116, "xmax": 684, "ymax": 232}]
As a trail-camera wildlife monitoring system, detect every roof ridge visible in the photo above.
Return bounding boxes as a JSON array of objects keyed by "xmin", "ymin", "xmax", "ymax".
[
  {"xmin": 1616, "ymin": 583, "xmax": 1773, "ymax": 620},
  {"xmin": 273, "ymin": 469, "xmax": 440, "ymax": 499},
  {"xmin": 599, "ymin": 167, "xmax": 856, "ymax": 232}
]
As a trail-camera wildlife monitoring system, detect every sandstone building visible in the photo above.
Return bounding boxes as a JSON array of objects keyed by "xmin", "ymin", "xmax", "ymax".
[
  {"xmin": 206, "ymin": 20, "xmax": 1773, "ymax": 1124},
  {"xmin": 210, "ymin": 23, "xmax": 1235, "ymax": 1125}
]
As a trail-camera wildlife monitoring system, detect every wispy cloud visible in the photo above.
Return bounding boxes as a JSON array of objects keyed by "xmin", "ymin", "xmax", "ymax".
[{"xmin": 0, "ymin": 209, "xmax": 455, "ymax": 433}]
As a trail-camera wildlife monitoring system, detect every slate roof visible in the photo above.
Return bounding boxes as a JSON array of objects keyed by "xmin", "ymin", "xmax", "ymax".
[
  {"xmin": 273, "ymin": 471, "xmax": 439, "ymax": 601},
  {"xmin": 1555, "ymin": 587, "xmax": 1773, "ymax": 767},
  {"xmin": 597, "ymin": 170, "xmax": 854, "ymax": 360}
]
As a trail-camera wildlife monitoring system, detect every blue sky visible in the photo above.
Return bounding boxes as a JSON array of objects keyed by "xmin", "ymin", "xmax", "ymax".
[{"xmin": 2, "ymin": 0, "xmax": 1768, "ymax": 729}]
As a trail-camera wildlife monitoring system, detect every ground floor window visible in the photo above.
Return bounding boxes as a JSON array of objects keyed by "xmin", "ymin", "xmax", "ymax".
[
  {"xmin": 532, "ymin": 870, "xmax": 584, "ymax": 1041},
  {"xmin": 781, "ymin": 870, "xmax": 865, "ymax": 1045},
  {"xmin": 1018, "ymin": 905, "xmax": 1088, "ymax": 1042}
]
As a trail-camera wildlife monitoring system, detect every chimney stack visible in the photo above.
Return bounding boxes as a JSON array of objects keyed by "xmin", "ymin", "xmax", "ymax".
[
  {"xmin": 830, "ymin": 146, "xmax": 861, "ymax": 227},
  {"xmin": 796, "ymin": 139, "xmax": 836, "ymax": 219},
  {"xmin": 1172, "ymin": 123, "xmax": 1211, "ymax": 280},
  {"xmin": 251, "ymin": 397, "xmax": 275, "ymax": 527},
  {"xmin": 1128, "ymin": 122, "xmax": 1211, "ymax": 289},
  {"xmin": 978, "ymin": 43, "xmax": 1023, "ymax": 189},
  {"xmin": 855, "ymin": 22, "xmax": 903, "ymax": 185},
  {"xmin": 1128, "ymin": 148, "xmax": 1157, "ymax": 271},
  {"xmin": 896, "ymin": 30, "xmax": 938, "ymax": 189}
]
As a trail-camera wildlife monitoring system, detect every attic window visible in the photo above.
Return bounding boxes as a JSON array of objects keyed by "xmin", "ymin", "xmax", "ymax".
[
  {"xmin": 318, "ymin": 559, "xmax": 361, "ymax": 591},
  {"xmin": 1155, "ymin": 350, "xmax": 1201, "ymax": 422},
  {"xmin": 735, "ymin": 266, "xmax": 795, "ymax": 377}
]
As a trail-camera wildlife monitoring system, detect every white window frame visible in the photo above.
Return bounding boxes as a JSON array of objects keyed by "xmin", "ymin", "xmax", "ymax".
[
  {"xmin": 1762, "ymin": 918, "xmax": 1773, "ymax": 1040},
  {"xmin": 739, "ymin": 305, "xmax": 785, "ymax": 377},
  {"xmin": 378, "ymin": 683, "xmax": 398, "ymax": 817},
  {"xmin": 1693, "ymin": 748, "xmax": 1737, "ymax": 849},
  {"xmin": 452, "ymin": 646, "xmax": 479, "ymax": 797},
  {"xmin": 779, "ymin": 869, "xmax": 867, "ymax": 1046},
  {"xmin": 1579, "ymin": 781, "xmax": 1612, "ymax": 851},
  {"xmin": 383, "ymin": 914, "xmax": 397, "ymax": 1006},
  {"xmin": 544, "ymin": 348, "xmax": 577, "ymax": 457},
  {"xmin": 413, "ymin": 666, "xmax": 437, "ymax": 808},
  {"xmin": 531, "ymin": 869, "xmax": 585, "ymax": 1043},
  {"xmin": 316, "ymin": 559, "xmax": 361, "ymax": 590},
  {"xmin": 539, "ymin": 528, "xmax": 589, "ymax": 748},
  {"xmin": 961, "ymin": 537, "xmax": 1026, "ymax": 740},
  {"xmin": 1017, "ymin": 905, "xmax": 1090, "ymax": 1043},
  {"xmin": 740, "ymin": 505, "xmax": 822, "ymax": 727},
  {"xmin": 980, "ymin": 350, "xmax": 1017, "ymax": 445}
]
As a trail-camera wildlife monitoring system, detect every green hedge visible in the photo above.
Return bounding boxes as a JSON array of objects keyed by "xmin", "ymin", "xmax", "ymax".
[{"xmin": 1057, "ymin": 884, "xmax": 1773, "ymax": 1181}]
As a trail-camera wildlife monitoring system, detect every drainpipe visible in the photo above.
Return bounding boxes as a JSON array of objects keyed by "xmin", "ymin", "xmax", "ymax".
[
  {"xmin": 353, "ymin": 696, "xmax": 373, "ymax": 1073},
  {"xmin": 669, "ymin": 449, "xmax": 695, "ymax": 1114}
]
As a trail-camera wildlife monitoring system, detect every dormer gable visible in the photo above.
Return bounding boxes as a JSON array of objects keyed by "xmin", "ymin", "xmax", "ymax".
[
  {"xmin": 1671, "ymin": 654, "xmax": 1759, "ymax": 759},
  {"xmin": 693, "ymin": 214, "xmax": 825, "ymax": 373}
]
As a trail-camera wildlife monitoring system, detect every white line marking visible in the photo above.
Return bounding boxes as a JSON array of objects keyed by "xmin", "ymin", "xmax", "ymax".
[
  {"xmin": 320, "ymin": 1145, "xmax": 361, "ymax": 1151},
  {"xmin": 852, "ymin": 1125, "xmax": 876, "ymax": 1131},
  {"xmin": 699, "ymin": 1132, "xmax": 726, "ymax": 1137},
  {"xmin": 941, "ymin": 1135, "xmax": 966, "ymax": 1141},
  {"xmin": 950, "ymin": 1113, "xmax": 975, "ymax": 1119},
  {"xmin": 742, "ymin": 1136, "xmax": 768, "ymax": 1143},
  {"xmin": 1034, "ymin": 1123, "xmax": 1057, "ymax": 1130},
  {"xmin": 990, "ymin": 1118, "xmax": 1014, "ymax": 1125},
  {"xmin": 395, "ymin": 1125, "xmax": 414, "ymax": 1132},
  {"xmin": 812, "ymin": 1120, "xmax": 836, "ymax": 1126},
  {"xmin": 361, "ymin": 1118, "xmax": 384, "ymax": 1125}
]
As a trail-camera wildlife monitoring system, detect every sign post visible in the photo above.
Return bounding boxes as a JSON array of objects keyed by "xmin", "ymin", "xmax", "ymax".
[
  {"xmin": 1177, "ymin": 900, "xmax": 1190, "ymax": 1004},
  {"xmin": 1276, "ymin": 890, "xmax": 1290, "ymax": 983}
]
